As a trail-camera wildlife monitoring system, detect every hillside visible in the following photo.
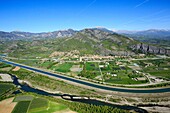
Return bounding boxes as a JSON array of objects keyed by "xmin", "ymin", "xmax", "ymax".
[{"xmin": 0, "ymin": 29, "xmax": 169, "ymax": 58}]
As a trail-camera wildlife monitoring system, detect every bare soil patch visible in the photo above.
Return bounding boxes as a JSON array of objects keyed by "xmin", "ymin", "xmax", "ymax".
[
  {"xmin": 12, "ymin": 66, "xmax": 20, "ymax": 71},
  {"xmin": 0, "ymin": 97, "xmax": 17, "ymax": 113},
  {"xmin": 0, "ymin": 74, "xmax": 13, "ymax": 82},
  {"xmin": 70, "ymin": 65, "xmax": 82, "ymax": 72}
]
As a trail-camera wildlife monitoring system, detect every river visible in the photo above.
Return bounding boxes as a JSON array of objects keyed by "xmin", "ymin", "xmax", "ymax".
[{"xmin": 10, "ymin": 74, "xmax": 147, "ymax": 113}]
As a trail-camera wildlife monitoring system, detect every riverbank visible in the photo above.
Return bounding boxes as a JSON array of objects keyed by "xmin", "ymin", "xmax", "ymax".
[
  {"xmin": 6, "ymin": 74, "xmax": 147, "ymax": 113},
  {"xmin": 1, "ymin": 72, "xmax": 169, "ymax": 113},
  {"xmin": 11, "ymin": 73, "xmax": 170, "ymax": 113}
]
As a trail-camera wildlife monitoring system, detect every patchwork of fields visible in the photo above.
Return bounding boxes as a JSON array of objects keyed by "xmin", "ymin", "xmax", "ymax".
[
  {"xmin": 0, "ymin": 78, "xmax": 74, "ymax": 113},
  {"xmin": 0, "ymin": 55, "xmax": 168, "ymax": 88},
  {"xmin": 0, "ymin": 82, "xmax": 71, "ymax": 113},
  {"xmin": 12, "ymin": 95, "xmax": 68, "ymax": 113},
  {"xmin": 138, "ymin": 59, "xmax": 170, "ymax": 80},
  {"xmin": 8, "ymin": 57, "xmax": 170, "ymax": 85}
]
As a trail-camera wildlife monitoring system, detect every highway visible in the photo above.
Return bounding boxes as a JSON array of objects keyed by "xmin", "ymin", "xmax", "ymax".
[{"xmin": 0, "ymin": 59, "xmax": 170, "ymax": 93}]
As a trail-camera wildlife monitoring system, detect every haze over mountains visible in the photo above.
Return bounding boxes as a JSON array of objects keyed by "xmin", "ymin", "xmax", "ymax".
[{"xmin": 117, "ymin": 29, "xmax": 170, "ymax": 40}]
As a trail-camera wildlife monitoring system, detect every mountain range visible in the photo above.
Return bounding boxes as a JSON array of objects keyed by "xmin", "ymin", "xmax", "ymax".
[
  {"xmin": 1, "ymin": 28, "xmax": 170, "ymax": 40},
  {"xmin": 117, "ymin": 29, "xmax": 170, "ymax": 40},
  {"xmin": 0, "ymin": 28, "xmax": 170, "ymax": 57},
  {"xmin": 0, "ymin": 29, "xmax": 76, "ymax": 40}
]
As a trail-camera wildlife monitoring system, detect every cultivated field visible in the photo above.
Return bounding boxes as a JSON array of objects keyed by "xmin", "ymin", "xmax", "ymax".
[
  {"xmin": 28, "ymin": 101, "xmax": 67, "ymax": 113},
  {"xmin": 51, "ymin": 62, "xmax": 74, "ymax": 73},
  {"xmin": 11, "ymin": 95, "xmax": 69, "ymax": 113},
  {"xmin": 0, "ymin": 62, "xmax": 12, "ymax": 72},
  {"xmin": 13, "ymin": 95, "xmax": 34, "ymax": 102},
  {"xmin": 29, "ymin": 97, "xmax": 48, "ymax": 111},
  {"xmin": 12, "ymin": 101, "xmax": 31, "ymax": 113},
  {"xmin": 133, "ymin": 59, "xmax": 170, "ymax": 80},
  {"xmin": 0, "ymin": 97, "xmax": 17, "ymax": 113},
  {"xmin": 0, "ymin": 83, "xmax": 14, "ymax": 96}
]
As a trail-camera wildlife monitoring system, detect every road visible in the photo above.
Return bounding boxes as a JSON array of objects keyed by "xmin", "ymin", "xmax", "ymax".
[{"xmin": 0, "ymin": 59, "xmax": 170, "ymax": 93}]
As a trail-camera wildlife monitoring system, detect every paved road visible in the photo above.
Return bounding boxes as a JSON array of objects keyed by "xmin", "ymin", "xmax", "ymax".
[{"xmin": 0, "ymin": 59, "xmax": 170, "ymax": 93}]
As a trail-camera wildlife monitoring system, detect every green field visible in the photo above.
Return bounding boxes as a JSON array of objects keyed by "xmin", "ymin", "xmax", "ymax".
[
  {"xmin": 105, "ymin": 76, "xmax": 147, "ymax": 84},
  {"xmin": 0, "ymin": 62, "xmax": 11, "ymax": 68},
  {"xmin": 12, "ymin": 101, "xmax": 31, "ymax": 113},
  {"xmin": 149, "ymin": 70, "xmax": 170, "ymax": 79},
  {"xmin": 29, "ymin": 98, "xmax": 48, "ymax": 110},
  {"xmin": 78, "ymin": 62, "xmax": 101, "ymax": 79},
  {"xmin": 77, "ymin": 61, "xmax": 148, "ymax": 84},
  {"xmin": 85, "ymin": 62, "xmax": 99, "ymax": 71},
  {"xmin": 51, "ymin": 62, "xmax": 73, "ymax": 73},
  {"xmin": 12, "ymin": 95, "xmax": 68, "ymax": 113},
  {"xmin": 13, "ymin": 95, "xmax": 34, "ymax": 102},
  {"xmin": 0, "ymin": 62, "xmax": 12, "ymax": 72},
  {"xmin": 134, "ymin": 59, "xmax": 170, "ymax": 80},
  {"xmin": 28, "ymin": 101, "xmax": 67, "ymax": 113},
  {"xmin": 39, "ymin": 61, "xmax": 54, "ymax": 69},
  {"xmin": 99, "ymin": 61, "xmax": 148, "ymax": 84},
  {"xmin": 0, "ymin": 83, "xmax": 14, "ymax": 95}
]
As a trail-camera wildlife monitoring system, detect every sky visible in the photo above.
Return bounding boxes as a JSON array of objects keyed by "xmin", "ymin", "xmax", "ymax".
[{"xmin": 0, "ymin": 0, "xmax": 170, "ymax": 32}]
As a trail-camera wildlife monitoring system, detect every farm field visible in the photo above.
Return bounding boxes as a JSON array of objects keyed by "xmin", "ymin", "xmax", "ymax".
[
  {"xmin": 0, "ymin": 62, "xmax": 11, "ymax": 68},
  {"xmin": 3, "ymin": 56, "xmax": 169, "ymax": 85},
  {"xmin": 29, "ymin": 98, "xmax": 48, "ymax": 111},
  {"xmin": 0, "ymin": 62, "xmax": 12, "ymax": 72},
  {"xmin": 134, "ymin": 59, "xmax": 170, "ymax": 80},
  {"xmin": 50, "ymin": 62, "xmax": 74, "ymax": 73},
  {"xmin": 78, "ymin": 61, "xmax": 148, "ymax": 84},
  {"xmin": 85, "ymin": 62, "xmax": 100, "ymax": 71},
  {"xmin": 12, "ymin": 101, "xmax": 31, "ymax": 113},
  {"xmin": 0, "ymin": 97, "xmax": 17, "ymax": 113},
  {"xmin": 10, "ymin": 95, "xmax": 69, "ymax": 113},
  {"xmin": 39, "ymin": 61, "xmax": 54, "ymax": 69},
  {"xmin": 78, "ymin": 62, "xmax": 101, "ymax": 79},
  {"xmin": 0, "ymin": 83, "xmax": 14, "ymax": 96},
  {"xmin": 101, "ymin": 61, "xmax": 148, "ymax": 84},
  {"xmin": 13, "ymin": 95, "xmax": 34, "ymax": 102},
  {"xmin": 28, "ymin": 101, "xmax": 67, "ymax": 113}
]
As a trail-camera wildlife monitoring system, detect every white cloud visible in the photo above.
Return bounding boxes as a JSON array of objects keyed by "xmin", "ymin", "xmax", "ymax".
[{"xmin": 135, "ymin": 0, "xmax": 149, "ymax": 8}]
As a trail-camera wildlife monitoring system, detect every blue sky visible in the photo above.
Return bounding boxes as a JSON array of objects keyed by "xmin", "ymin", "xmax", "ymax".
[{"xmin": 0, "ymin": 0, "xmax": 170, "ymax": 32}]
